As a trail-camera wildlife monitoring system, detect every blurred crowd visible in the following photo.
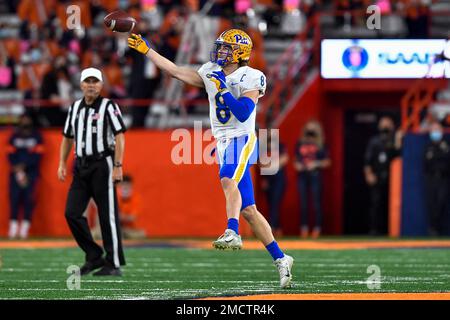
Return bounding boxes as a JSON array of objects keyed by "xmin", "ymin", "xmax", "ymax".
[
  {"xmin": 334, "ymin": 0, "xmax": 438, "ymax": 38},
  {"xmin": 0, "ymin": 0, "xmax": 443, "ymax": 127},
  {"xmin": 0, "ymin": 0, "xmax": 277, "ymax": 127}
]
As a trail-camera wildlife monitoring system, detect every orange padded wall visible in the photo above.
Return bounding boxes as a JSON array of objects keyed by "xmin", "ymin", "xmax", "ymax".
[{"xmin": 0, "ymin": 129, "xmax": 231, "ymax": 237}]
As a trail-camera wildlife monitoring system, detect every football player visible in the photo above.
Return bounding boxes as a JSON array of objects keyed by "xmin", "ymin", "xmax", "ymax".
[{"xmin": 128, "ymin": 29, "xmax": 294, "ymax": 288}]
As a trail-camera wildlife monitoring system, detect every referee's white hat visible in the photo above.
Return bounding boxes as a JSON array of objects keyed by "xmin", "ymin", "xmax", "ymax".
[{"xmin": 80, "ymin": 67, "xmax": 103, "ymax": 82}]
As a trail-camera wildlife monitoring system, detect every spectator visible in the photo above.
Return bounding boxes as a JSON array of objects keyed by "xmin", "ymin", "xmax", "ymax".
[
  {"xmin": 118, "ymin": 175, "xmax": 146, "ymax": 239},
  {"xmin": 420, "ymin": 109, "xmax": 439, "ymax": 133},
  {"xmin": 334, "ymin": 0, "xmax": 368, "ymax": 28},
  {"xmin": 18, "ymin": 0, "xmax": 56, "ymax": 29},
  {"xmin": 5, "ymin": 0, "xmax": 20, "ymax": 12},
  {"xmin": 334, "ymin": 0, "xmax": 352, "ymax": 28},
  {"xmin": 159, "ymin": 5, "xmax": 189, "ymax": 62},
  {"xmin": 106, "ymin": 54, "xmax": 127, "ymax": 98},
  {"xmin": 364, "ymin": 116, "xmax": 402, "ymax": 235},
  {"xmin": 7, "ymin": 113, "xmax": 44, "ymax": 239},
  {"xmin": 404, "ymin": 0, "xmax": 430, "ymax": 38},
  {"xmin": 17, "ymin": 52, "xmax": 42, "ymax": 103},
  {"xmin": 261, "ymin": 0, "xmax": 284, "ymax": 31},
  {"xmin": 294, "ymin": 120, "xmax": 331, "ymax": 238},
  {"xmin": 301, "ymin": 0, "xmax": 322, "ymax": 20},
  {"xmin": 423, "ymin": 121, "xmax": 450, "ymax": 236},
  {"xmin": 199, "ymin": 0, "xmax": 234, "ymax": 17},
  {"xmin": 260, "ymin": 131, "xmax": 288, "ymax": 237},
  {"xmin": 40, "ymin": 65, "xmax": 73, "ymax": 126}
]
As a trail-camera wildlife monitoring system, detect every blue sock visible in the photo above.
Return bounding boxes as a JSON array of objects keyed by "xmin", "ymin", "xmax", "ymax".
[
  {"xmin": 227, "ymin": 218, "xmax": 239, "ymax": 234},
  {"xmin": 266, "ymin": 241, "xmax": 285, "ymax": 260}
]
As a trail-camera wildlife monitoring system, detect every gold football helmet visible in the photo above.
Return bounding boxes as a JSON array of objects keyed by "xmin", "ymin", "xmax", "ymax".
[{"xmin": 210, "ymin": 29, "xmax": 253, "ymax": 67}]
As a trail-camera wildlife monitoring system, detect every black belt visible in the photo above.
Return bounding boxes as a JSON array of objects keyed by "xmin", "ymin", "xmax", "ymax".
[{"xmin": 76, "ymin": 151, "xmax": 112, "ymax": 167}]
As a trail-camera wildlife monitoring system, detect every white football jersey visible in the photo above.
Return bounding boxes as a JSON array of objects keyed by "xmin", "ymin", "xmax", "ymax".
[{"xmin": 197, "ymin": 62, "xmax": 266, "ymax": 140}]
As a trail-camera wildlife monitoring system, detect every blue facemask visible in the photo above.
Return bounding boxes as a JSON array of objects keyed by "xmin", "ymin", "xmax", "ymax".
[
  {"xmin": 430, "ymin": 130, "xmax": 443, "ymax": 142},
  {"xmin": 210, "ymin": 42, "xmax": 232, "ymax": 67}
]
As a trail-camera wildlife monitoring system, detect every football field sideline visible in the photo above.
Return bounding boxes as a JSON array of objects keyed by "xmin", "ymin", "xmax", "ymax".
[
  {"xmin": 1, "ymin": 239, "xmax": 450, "ymax": 300},
  {"xmin": 1, "ymin": 238, "xmax": 450, "ymax": 250}
]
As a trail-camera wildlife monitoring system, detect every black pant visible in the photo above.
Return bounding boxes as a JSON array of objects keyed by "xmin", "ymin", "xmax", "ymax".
[
  {"xmin": 368, "ymin": 182, "xmax": 389, "ymax": 235},
  {"xmin": 9, "ymin": 173, "xmax": 37, "ymax": 221},
  {"xmin": 65, "ymin": 156, "xmax": 126, "ymax": 267},
  {"xmin": 425, "ymin": 175, "xmax": 449, "ymax": 235},
  {"xmin": 298, "ymin": 171, "xmax": 323, "ymax": 229}
]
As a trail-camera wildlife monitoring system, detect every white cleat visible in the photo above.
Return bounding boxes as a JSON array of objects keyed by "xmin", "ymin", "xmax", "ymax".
[
  {"xmin": 212, "ymin": 229, "xmax": 242, "ymax": 250},
  {"xmin": 274, "ymin": 254, "xmax": 294, "ymax": 288}
]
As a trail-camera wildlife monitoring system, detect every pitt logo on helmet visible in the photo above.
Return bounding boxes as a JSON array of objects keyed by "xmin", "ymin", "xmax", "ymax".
[
  {"xmin": 210, "ymin": 29, "xmax": 253, "ymax": 67},
  {"xmin": 234, "ymin": 34, "xmax": 249, "ymax": 45}
]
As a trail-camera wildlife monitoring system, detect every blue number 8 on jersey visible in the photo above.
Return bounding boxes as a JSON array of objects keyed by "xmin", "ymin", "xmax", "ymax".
[{"xmin": 215, "ymin": 93, "xmax": 231, "ymax": 124}]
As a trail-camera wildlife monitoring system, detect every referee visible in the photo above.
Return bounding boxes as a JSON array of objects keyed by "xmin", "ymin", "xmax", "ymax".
[{"xmin": 57, "ymin": 67, "xmax": 126, "ymax": 276}]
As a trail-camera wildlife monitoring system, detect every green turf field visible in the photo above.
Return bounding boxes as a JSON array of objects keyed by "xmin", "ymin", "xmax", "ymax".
[{"xmin": 0, "ymin": 246, "xmax": 449, "ymax": 299}]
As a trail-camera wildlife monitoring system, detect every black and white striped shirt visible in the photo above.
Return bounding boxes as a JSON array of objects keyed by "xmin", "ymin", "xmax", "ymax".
[{"xmin": 63, "ymin": 96, "xmax": 126, "ymax": 158}]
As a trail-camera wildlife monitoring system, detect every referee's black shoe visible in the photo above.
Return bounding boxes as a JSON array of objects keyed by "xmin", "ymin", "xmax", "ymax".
[
  {"xmin": 80, "ymin": 258, "xmax": 105, "ymax": 276},
  {"xmin": 93, "ymin": 264, "xmax": 122, "ymax": 276}
]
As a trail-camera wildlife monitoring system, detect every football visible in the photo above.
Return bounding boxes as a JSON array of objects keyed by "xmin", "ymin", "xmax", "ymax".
[{"xmin": 103, "ymin": 10, "xmax": 136, "ymax": 33}]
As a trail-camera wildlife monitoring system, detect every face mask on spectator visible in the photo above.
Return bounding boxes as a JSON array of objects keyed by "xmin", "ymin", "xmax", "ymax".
[
  {"xmin": 305, "ymin": 130, "xmax": 317, "ymax": 137},
  {"xmin": 379, "ymin": 127, "xmax": 392, "ymax": 135},
  {"xmin": 430, "ymin": 130, "xmax": 443, "ymax": 142}
]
